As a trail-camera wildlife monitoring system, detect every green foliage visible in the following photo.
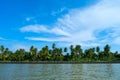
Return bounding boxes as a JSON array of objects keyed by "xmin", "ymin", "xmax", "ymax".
[
  {"xmin": 104, "ymin": 44, "xmax": 110, "ymax": 58},
  {"xmin": 96, "ymin": 46, "xmax": 100, "ymax": 53},
  {"xmin": 0, "ymin": 45, "xmax": 4, "ymax": 53},
  {"xmin": 64, "ymin": 47, "xmax": 67, "ymax": 52},
  {"xmin": 0, "ymin": 44, "xmax": 120, "ymax": 61}
]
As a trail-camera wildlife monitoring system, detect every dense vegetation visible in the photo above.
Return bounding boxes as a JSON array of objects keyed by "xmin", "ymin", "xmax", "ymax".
[{"xmin": 0, "ymin": 44, "xmax": 120, "ymax": 61}]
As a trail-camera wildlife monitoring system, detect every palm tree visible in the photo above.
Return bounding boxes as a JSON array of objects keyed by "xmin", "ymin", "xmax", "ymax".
[
  {"xmin": 52, "ymin": 43, "xmax": 56, "ymax": 50},
  {"xmin": 2, "ymin": 48, "xmax": 10, "ymax": 61},
  {"xmin": 14, "ymin": 49, "xmax": 25, "ymax": 61},
  {"xmin": 85, "ymin": 48, "xmax": 95, "ymax": 60},
  {"xmin": 70, "ymin": 45, "xmax": 74, "ymax": 59},
  {"xmin": 29, "ymin": 46, "xmax": 38, "ymax": 61},
  {"xmin": 71, "ymin": 48, "xmax": 76, "ymax": 60},
  {"xmin": 31, "ymin": 48, "xmax": 37, "ymax": 61},
  {"xmin": 96, "ymin": 46, "xmax": 100, "ymax": 53},
  {"xmin": 0, "ymin": 45, "xmax": 4, "ymax": 54},
  {"xmin": 40, "ymin": 46, "xmax": 49, "ymax": 61},
  {"xmin": 56, "ymin": 48, "xmax": 63, "ymax": 61},
  {"xmin": 70, "ymin": 45, "xmax": 73, "ymax": 51},
  {"xmin": 64, "ymin": 47, "xmax": 67, "ymax": 53},
  {"xmin": 104, "ymin": 44, "xmax": 110, "ymax": 58},
  {"xmin": 75, "ymin": 45, "xmax": 83, "ymax": 58},
  {"xmin": 49, "ymin": 49, "xmax": 52, "ymax": 57},
  {"xmin": 30, "ymin": 46, "xmax": 34, "ymax": 55},
  {"xmin": 44, "ymin": 46, "xmax": 49, "ymax": 60},
  {"xmin": 96, "ymin": 46, "xmax": 100, "ymax": 59}
]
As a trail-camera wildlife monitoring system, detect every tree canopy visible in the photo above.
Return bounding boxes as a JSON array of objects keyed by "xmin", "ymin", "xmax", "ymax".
[{"xmin": 0, "ymin": 44, "xmax": 120, "ymax": 61}]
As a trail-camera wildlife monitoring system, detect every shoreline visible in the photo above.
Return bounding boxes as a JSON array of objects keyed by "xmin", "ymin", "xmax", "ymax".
[{"xmin": 0, "ymin": 61, "xmax": 120, "ymax": 64}]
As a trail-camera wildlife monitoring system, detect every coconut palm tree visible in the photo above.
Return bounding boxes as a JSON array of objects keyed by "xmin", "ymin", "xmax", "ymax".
[
  {"xmin": 0, "ymin": 45, "xmax": 4, "ymax": 54},
  {"xmin": 104, "ymin": 44, "xmax": 110, "ymax": 58}
]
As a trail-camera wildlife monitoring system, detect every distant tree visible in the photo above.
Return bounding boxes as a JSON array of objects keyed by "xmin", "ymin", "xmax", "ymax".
[
  {"xmin": 48, "ymin": 49, "xmax": 52, "ymax": 57},
  {"xmin": 70, "ymin": 45, "xmax": 73, "ymax": 51},
  {"xmin": 2, "ymin": 48, "xmax": 12, "ymax": 61},
  {"xmin": 104, "ymin": 44, "xmax": 110, "ymax": 58},
  {"xmin": 75, "ymin": 45, "xmax": 80, "ymax": 54},
  {"xmin": 0, "ymin": 44, "xmax": 119, "ymax": 61},
  {"xmin": 70, "ymin": 45, "xmax": 75, "ymax": 59},
  {"xmin": 96, "ymin": 46, "xmax": 100, "ymax": 53},
  {"xmin": 64, "ymin": 53, "xmax": 70, "ymax": 61},
  {"xmin": 114, "ymin": 51, "xmax": 118, "ymax": 58},
  {"xmin": 30, "ymin": 46, "xmax": 34, "ymax": 55},
  {"xmin": 14, "ymin": 49, "xmax": 25, "ymax": 61},
  {"xmin": 85, "ymin": 48, "xmax": 95, "ymax": 60},
  {"xmin": 76, "ymin": 45, "xmax": 83, "ymax": 58},
  {"xmin": 33, "ymin": 48, "xmax": 38, "ymax": 60},
  {"xmin": 75, "ymin": 45, "xmax": 83, "ymax": 58},
  {"xmin": 71, "ymin": 49, "xmax": 77, "ymax": 60},
  {"xmin": 29, "ymin": 46, "xmax": 39, "ymax": 61},
  {"xmin": 56, "ymin": 48, "xmax": 63, "ymax": 61},
  {"xmin": 0, "ymin": 45, "xmax": 4, "ymax": 54},
  {"xmin": 64, "ymin": 47, "xmax": 67, "ymax": 53},
  {"xmin": 52, "ymin": 43, "xmax": 56, "ymax": 50},
  {"xmin": 39, "ymin": 46, "xmax": 49, "ymax": 61}
]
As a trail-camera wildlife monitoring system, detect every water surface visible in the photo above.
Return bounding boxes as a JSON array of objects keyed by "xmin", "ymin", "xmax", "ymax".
[{"xmin": 0, "ymin": 64, "xmax": 119, "ymax": 80}]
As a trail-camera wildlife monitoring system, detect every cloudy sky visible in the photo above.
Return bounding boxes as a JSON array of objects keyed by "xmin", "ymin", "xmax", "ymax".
[{"xmin": 0, "ymin": 0, "xmax": 120, "ymax": 52}]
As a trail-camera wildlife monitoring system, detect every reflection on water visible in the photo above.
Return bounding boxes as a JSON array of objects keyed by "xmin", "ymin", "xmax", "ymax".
[{"xmin": 0, "ymin": 64, "xmax": 120, "ymax": 80}]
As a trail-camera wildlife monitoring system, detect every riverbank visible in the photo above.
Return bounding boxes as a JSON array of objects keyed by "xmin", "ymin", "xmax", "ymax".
[{"xmin": 0, "ymin": 61, "xmax": 120, "ymax": 64}]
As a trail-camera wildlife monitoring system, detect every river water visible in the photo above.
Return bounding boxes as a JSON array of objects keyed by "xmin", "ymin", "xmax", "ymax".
[{"xmin": 0, "ymin": 64, "xmax": 119, "ymax": 80}]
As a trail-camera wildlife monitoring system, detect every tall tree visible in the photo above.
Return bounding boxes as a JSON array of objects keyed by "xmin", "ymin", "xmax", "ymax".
[
  {"xmin": 64, "ymin": 47, "xmax": 67, "ymax": 53},
  {"xmin": 96, "ymin": 46, "xmax": 100, "ymax": 59},
  {"xmin": 75, "ymin": 45, "xmax": 83, "ymax": 58},
  {"xmin": 15, "ymin": 49, "xmax": 25, "ymax": 61},
  {"xmin": 0, "ymin": 45, "xmax": 4, "ymax": 53},
  {"xmin": 96, "ymin": 46, "xmax": 100, "ymax": 53},
  {"xmin": 104, "ymin": 44, "xmax": 110, "ymax": 58},
  {"xmin": 33, "ymin": 48, "xmax": 38, "ymax": 60},
  {"xmin": 70, "ymin": 45, "xmax": 74, "ymax": 59},
  {"xmin": 29, "ymin": 46, "xmax": 38, "ymax": 60},
  {"xmin": 52, "ymin": 43, "xmax": 56, "ymax": 50},
  {"xmin": 85, "ymin": 48, "xmax": 95, "ymax": 60},
  {"xmin": 70, "ymin": 45, "xmax": 73, "ymax": 51},
  {"xmin": 40, "ymin": 46, "xmax": 49, "ymax": 61},
  {"xmin": 2, "ymin": 48, "xmax": 11, "ymax": 61},
  {"xmin": 30, "ymin": 46, "xmax": 34, "ymax": 55},
  {"xmin": 56, "ymin": 48, "xmax": 63, "ymax": 61}
]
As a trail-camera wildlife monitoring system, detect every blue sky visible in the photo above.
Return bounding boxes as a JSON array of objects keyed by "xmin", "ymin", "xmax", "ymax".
[{"xmin": 0, "ymin": 0, "xmax": 120, "ymax": 52}]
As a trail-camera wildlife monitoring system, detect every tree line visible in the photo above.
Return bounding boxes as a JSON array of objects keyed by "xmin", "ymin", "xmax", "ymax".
[{"xmin": 0, "ymin": 44, "xmax": 120, "ymax": 61}]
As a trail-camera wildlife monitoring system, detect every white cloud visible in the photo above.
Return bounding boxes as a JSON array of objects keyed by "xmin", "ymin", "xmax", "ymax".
[
  {"xmin": 20, "ymin": 24, "xmax": 70, "ymax": 36},
  {"xmin": 25, "ymin": 17, "xmax": 34, "ymax": 21},
  {"xmin": 26, "ymin": 17, "xmax": 31, "ymax": 21},
  {"xmin": 25, "ymin": 37, "xmax": 69, "ymax": 42},
  {"xmin": 20, "ymin": 25, "xmax": 49, "ymax": 33},
  {"xmin": 51, "ymin": 7, "xmax": 67, "ymax": 16},
  {"xmin": 114, "ymin": 37, "xmax": 120, "ymax": 44},
  {"xmin": 51, "ymin": 27, "xmax": 70, "ymax": 36},
  {"xmin": 20, "ymin": 0, "xmax": 120, "ymax": 47}
]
